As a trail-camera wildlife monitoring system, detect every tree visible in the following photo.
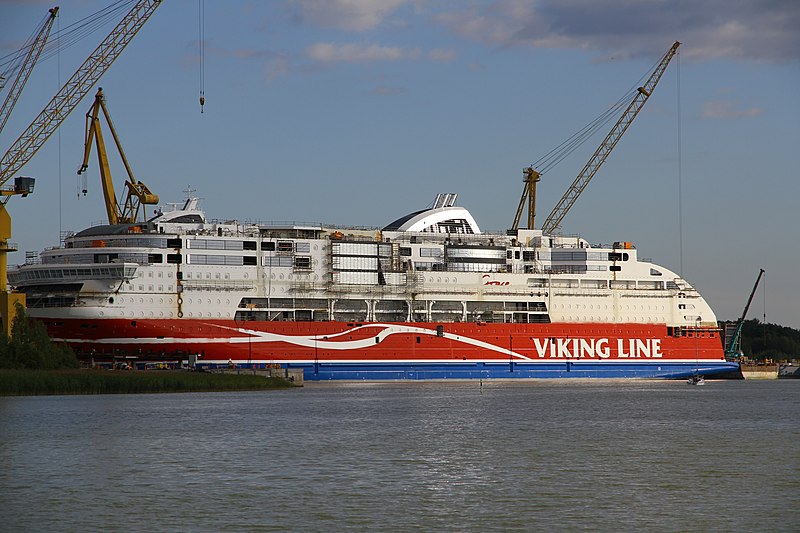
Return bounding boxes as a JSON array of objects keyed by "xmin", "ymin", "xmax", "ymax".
[{"xmin": 0, "ymin": 303, "xmax": 78, "ymax": 369}]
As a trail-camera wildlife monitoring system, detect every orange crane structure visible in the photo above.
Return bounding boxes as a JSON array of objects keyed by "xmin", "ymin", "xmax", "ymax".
[
  {"xmin": 512, "ymin": 41, "xmax": 681, "ymax": 233},
  {"xmin": 0, "ymin": 0, "xmax": 162, "ymax": 336}
]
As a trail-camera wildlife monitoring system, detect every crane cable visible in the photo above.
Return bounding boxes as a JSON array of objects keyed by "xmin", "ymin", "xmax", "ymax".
[
  {"xmin": 0, "ymin": 1, "xmax": 136, "ymax": 79},
  {"xmin": 528, "ymin": 53, "xmax": 665, "ymax": 177},
  {"xmin": 0, "ymin": 11, "xmax": 52, "ymax": 90},
  {"xmin": 199, "ymin": 0, "xmax": 205, "ymax": 113}
]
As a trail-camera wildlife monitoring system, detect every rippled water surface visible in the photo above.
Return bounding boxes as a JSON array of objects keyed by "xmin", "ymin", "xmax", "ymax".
[{"xmin": 1, "ymin": 380, "xmax": 798, "ymax": 532}]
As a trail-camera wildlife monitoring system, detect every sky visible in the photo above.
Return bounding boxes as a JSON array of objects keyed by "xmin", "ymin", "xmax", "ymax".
[{"xmin": 0, "ymin": 0, "xmax": 798, "ymax": 329}]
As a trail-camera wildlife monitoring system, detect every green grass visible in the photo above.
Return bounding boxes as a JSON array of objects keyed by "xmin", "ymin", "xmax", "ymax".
[{"xmin": 0, "ymin": 369, "xmax": 294, "ymax": 396}]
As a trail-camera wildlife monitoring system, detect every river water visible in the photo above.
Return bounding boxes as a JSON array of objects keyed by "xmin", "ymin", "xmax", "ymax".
[{"xmin": 1, "ymin": 380, "xmax": 798, "ymax": 532}]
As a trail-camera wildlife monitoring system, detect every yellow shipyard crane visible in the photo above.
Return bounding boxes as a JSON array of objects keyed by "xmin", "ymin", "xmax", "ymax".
[
  {"xmin": 0, "ymin": 0, "xmax": 162, "ymax": 336},
  {"xmin": 78, "ymin": 87, "xmax": 158, "ymax": 225},
  {"xmin": 0, "ymin": 7, "xmax": 59, "ymax": 136},
  {"xmin": 512, "ymin": 41, "xmax": 680, "ymax": 233}
]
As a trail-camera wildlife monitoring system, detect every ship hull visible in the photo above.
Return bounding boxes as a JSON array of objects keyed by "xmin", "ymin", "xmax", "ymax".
[{"xmin": 42, "ymin": 318, "xmax": 738, "ymax": 380}]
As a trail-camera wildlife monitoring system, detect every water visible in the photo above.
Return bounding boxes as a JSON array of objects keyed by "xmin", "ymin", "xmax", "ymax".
[{"xmin": 1, "ymin": 380, "xmax": 798, "ymax": 532}]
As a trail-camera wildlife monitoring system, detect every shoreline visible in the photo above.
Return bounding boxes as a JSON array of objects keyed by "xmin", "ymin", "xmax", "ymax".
[{"xmin": 0, "ymin": 369, "xmax": 296, "ymax": 396}]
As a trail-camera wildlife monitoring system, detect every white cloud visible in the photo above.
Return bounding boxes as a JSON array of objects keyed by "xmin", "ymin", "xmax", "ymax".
[
  {"xmin": 428, "ymin": 48, "xmax": 455, "ymax": 62},
  {"xmin": 434, "ymin": 0, "xmax": 800, "ymax": 63},
  {"xmin": 306, "ymin": 42, "xmax": 420, "ymax": 63},
  {"xmin": 290, "ymin": 0, "xmax": 408, "ymax": 31},
  {"xmin": 702, "ymin": 101, "xmax": 764, "ymax": 119}
]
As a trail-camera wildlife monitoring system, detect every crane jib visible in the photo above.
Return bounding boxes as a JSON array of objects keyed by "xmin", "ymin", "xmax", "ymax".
[{"xmin": 517, "ymin": 41, "xmax": 680, "ymax": 234}]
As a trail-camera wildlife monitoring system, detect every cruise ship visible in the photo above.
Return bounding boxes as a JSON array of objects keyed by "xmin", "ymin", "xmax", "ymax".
[{"xmin": 9, "ymin": 192, "xmax": 739, "ymax": 380}]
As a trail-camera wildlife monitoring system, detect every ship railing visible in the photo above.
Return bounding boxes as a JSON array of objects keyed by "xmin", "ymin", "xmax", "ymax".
[
  {"xmin": 181, "ymin": 280, "xmax": 253, "ymax": 291},
  {"xmin": 289, "ymin": 282, "xmax": 328, "ymax": 293},
  {"xmin": 326, "ymin": 284, "xmax": 411, "ymax": 295}
]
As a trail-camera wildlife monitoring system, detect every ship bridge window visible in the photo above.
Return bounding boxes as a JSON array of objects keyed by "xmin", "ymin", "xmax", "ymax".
[
  {"xmin": 94, "ymin": 253, "xmax": 118, "ymax": 264},
  {"xmin": 168, "ymin": 214, "xmax": 203, "ymax": 224},
  {"xmin": 552, "ymin": 251, "xmax": 587, "ymax": 261}
]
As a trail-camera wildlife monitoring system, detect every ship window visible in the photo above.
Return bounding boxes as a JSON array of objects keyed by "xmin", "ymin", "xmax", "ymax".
[
  {"xmin": 243, "ymin": 241, "xmax": 257, "ymax": 251},
  {"xmin": 608, "ymin": 252, "xmax": 622, "ymax": 261},
  {"xmin": 243, "ymin": 256, "xmax": 257, "ymax": 266},
  {"xmin": 399, "ymin": 247, "xmax": 411, "ymax": 257},
  {"xmin": 277, "ymin": 241, "xmax": 293, "ymax": 253},
  {"xmin": 523, "ymin": 251, "xmax": 535, "ymax": 261},
  {"xmin": 420, "ymin": 248, "xmax": 442, "ymax": 258},
  {"xmin": 167, "ymin": 238, "xmax": 182, "ymax": 248},
  {"xmin": 623, "ymin": 253, "xmax": 629, "ymax": 261},
  {"xmin": 294, "ymin": 256, "xmax": 312, "ymax": 270},
  {"xmin": 610, "ymin": 265, "xmax": 621, "ymax": 272},
  {"xmin": 167, "ymin": 254, "xmax": 182, "ymax": 264},
  {"xmin": 148, "ymin": 254, "xmax": 162, "ymax": 263},
  {"xmin": 262, "ymin": 241, "xmax": 275, "ymax": 251},
  {"xmin": 650, "ymin": 268, "xmax": 662, "ymax": 276},
  {"xmin": 94, "ymin": 253, "xmax": 118, "ymax": 263}
]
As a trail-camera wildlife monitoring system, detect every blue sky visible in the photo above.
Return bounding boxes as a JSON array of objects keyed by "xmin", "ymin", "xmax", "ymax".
[{"xmin": 1, "ymin": 0, "xmax": 798, "ymax": 329}]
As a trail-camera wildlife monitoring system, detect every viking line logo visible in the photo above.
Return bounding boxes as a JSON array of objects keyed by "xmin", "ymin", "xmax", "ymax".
[{"xmin": 482, "ymin": 274, "xmax": 510, "ymax": 286}]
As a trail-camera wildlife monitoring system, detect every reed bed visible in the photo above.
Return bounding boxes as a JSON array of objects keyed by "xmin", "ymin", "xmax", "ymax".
[{"xmin": 0, "ymin": 369, "xmax": 293, "ymax": 396}]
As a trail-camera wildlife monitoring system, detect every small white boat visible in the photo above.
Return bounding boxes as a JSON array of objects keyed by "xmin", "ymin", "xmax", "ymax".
[{"xmin": 688, "ymin": 374, "xmax": 705, "ymax": 385}]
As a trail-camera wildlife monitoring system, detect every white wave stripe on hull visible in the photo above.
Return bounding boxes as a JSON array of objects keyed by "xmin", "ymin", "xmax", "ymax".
[{"xmin": 55, "ymin": 323, "xmax": 535, "ymax": 361}]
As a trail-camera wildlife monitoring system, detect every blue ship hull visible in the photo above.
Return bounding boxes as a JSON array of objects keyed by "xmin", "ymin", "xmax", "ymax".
[{"xmin": 285, "ymin": 361, "xmax": 741, "ymax": 381}]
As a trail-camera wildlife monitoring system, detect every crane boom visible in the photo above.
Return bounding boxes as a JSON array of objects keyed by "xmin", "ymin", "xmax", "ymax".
[
  {"xmin": 0, "ymin": 7, "xmax": 59, "ymax": 136},
  {"xmin": 79, "ymin": 88, "xmax": 158, "ymax": 225},
  {"xmin": 540, "ymin": 41, "xmax": 680, "ymax": 234},
  {"xmin": 0, "ymin": 0, "xmax": 162, "ymax": 187},
  {"xmin": 725, "ymin": 269, "xmax": 765, "ymax": 359}
]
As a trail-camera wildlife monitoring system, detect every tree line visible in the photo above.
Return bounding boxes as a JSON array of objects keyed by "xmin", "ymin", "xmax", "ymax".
[{"xmin": 738, "ymin": 319, "xmax": 800, "ymax": 360}]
